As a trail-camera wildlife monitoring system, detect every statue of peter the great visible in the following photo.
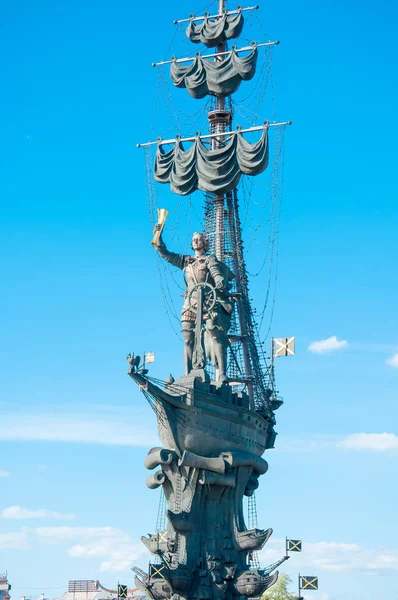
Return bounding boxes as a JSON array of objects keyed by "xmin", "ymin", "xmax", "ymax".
[{"xmin": 153, "ymin": 227, "xmax": 235, "ymax": 381}]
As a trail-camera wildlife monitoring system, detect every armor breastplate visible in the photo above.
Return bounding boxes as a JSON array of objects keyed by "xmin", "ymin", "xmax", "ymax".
[
  {"xmin": 185, "ymin": 257, "xmax": 210, "ymax": 284},
  {"xmin": 182, "ymin": 257, "xmax": 212, "ymax": 321}
]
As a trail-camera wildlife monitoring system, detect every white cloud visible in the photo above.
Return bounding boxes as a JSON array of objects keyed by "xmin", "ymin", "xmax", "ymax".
[
  {"xmin": 367, "ymin": 554, "xmax": 398, "ymax": 570},
  {"xmin": 277, "ymin": 435, "xmax": 337, "ymax": 452},
  {"xmin": 69, "ymin": 539, "xmax": 146, "ymax": 573},
  {"xmin": 0, "ymin": 524, "xmax": 149, "ymax": 572},
  {"xmin": 308, "ymin": 335, "xmax": 348, "ymax": 354},
  {"xmin": 36, "ymin": 526, "xmax": 123, "ymax": 541},
  {"xmin": 338, "ymin": 433, "xmax": 398, "ymax": 452},
  {"xmin": 0, "ymin": 531, "xmax": 30, "ymax": 550},
  {"xmin": 259, "ymin": 539, "xmax": 398, "ymax": 574},
  {"xmin": 270, "ymin": 432, "xmax": 398, "ymax": 454},
  {"xmin": 0, "ymin": 410, "xmax": 157, "ymax": 447},
  {"xmin": 386, "ymin": 352, "xmax": 398, "ymax": 368},
  {"xmin": 35, "ymin": 525, "xmax": 149, "ymax": 572},
  {"xmin": 1, "ymin": 506, "xmax": 76, "ymax": 520},
  {"xmin": 0, "ymin": 470, "xmax": 10, "ymax": 477}
]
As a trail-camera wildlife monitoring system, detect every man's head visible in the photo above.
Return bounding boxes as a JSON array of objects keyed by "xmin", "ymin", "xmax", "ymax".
[{"xmin": 191, "ymin": 232, "xmax": 210, "ymax": 254}]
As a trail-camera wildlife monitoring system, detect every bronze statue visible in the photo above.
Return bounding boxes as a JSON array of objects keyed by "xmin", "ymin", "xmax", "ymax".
[
  {"xmin": 129, "ymin": 1, "xmax": 291, "ymax": 595},
  {"xmin": 153, "ymin": 227, "xmax": 234, "ymax": 381}
]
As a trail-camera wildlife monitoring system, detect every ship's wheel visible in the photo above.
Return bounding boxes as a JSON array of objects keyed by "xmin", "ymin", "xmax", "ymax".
[{"xmin": 187, "ymin": 282, "xmax": 217, "ymax": 314}]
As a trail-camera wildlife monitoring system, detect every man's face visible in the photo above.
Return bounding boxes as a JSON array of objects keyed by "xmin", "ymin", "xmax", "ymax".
[{"xmin": 192, "ymin": 233, "xmax": 205, "ymax": 251}]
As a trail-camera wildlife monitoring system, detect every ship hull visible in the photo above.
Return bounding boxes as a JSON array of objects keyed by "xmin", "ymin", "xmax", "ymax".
[
  {"xmin": 128, "ymin": 369, "xmax": 275, "ymax": 457},
  {"xmin": 157, "ymin": 390, "xmax": 272, "ymax": 457}
]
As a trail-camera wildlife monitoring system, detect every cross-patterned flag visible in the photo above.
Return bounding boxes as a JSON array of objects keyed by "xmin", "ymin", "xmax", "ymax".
[
  {"xmin": 118, "ymin": 585, "xmax": 128, "ymax": 599},
  {"xmin": 144, "ymin": 352, "xmax": 155, "ymax": 364},
  {"xmin": 158, "ymin": 530, "xmax": 168, "ymax": 543},
  {"xmin": 287, "ymin": 539, "xmax": 302, "ymax": 552},
  {"xmin": 301, "ymin": 576, "xmax": 319, "ymax": 590},
  {"xmin": 150, "ymin": 564, "xmax": 166, "ymax": 580},
  {"xmin": 273, "ymin": 337, "xmax": 295, "ymax": 358}
]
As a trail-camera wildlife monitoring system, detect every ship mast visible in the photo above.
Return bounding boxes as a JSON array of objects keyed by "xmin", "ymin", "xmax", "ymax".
[
  {"xmin": 207, "ymin": 0, "xmax": 263, "ymax": 411},
  {"xmin": 212, "ymin": 0, "xmax": 228, "ymax": 262},
  {"xmin": 140, "ymin": 1, "xmax": 289, "ymax": 419}
]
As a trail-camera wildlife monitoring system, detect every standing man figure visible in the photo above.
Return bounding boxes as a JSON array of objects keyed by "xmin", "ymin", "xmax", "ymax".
[{"xmin": 153, "ymin": 227, "xmax": 234, "ymax": 381}]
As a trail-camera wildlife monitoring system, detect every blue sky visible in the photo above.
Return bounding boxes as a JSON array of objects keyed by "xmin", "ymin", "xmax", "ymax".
[{"xmin": 1, "ymin": 0, "xmax": 397, "ymax": 599}]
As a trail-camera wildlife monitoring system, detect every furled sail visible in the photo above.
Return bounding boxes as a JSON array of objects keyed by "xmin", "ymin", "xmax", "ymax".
[
  {"xmin": 186, "ymin": 11, "xmax": 244, "ymax": 48},
  {"xmin": 154, "ymin": 127, "xmax": 269, "ymax": 196},
  {"xmin": 170, "ymin": 46, "xmax": 258, "ymax": 99}
]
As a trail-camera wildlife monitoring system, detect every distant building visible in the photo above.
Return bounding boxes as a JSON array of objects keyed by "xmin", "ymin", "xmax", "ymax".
[
  {"xmin": 57, "ymin": 581, "xmax": 143, "ymax": 600},
  {"xmin": 56, "ymin": 581, "xmax": 114, "ymax": 600},
  {"xmin": 0, "ymin": 573, "xmax": 11, "ymax": 600}
]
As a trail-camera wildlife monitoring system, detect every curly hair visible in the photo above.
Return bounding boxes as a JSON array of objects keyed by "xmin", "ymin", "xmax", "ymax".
[{"xmin": 191, "ymin": 232, "xmax": 210, "ymax": 253}]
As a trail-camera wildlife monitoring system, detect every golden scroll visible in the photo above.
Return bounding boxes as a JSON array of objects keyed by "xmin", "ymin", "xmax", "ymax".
[{"xmin": 151, "ymin": 208, "xmax": 168, "ymax": 246}]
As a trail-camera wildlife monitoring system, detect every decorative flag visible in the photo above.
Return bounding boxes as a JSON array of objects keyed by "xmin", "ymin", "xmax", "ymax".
[
  {"xmin": 144, "ymin": 352, "xmax": 155, "ymax": 364},
  {"xmin": 150, "ymin": 564, "xmax": 166, "ymax": 579},
  {"xmin": 287, "ymin": 539, "xmax": 302, "ymax": 552},
  {"xmin": 273, "ymin": 337, "xmax": 295, "ymax": 358},
  {"xmin": 118, "ymin": 585, "xmax": 128, "ymax": 599},
  {"xmin": 301, "ymin": 576, "xmax": 318, "ymax": 590},
  {"xmin": 158, "ymin": 530, "xmax": 168, "ymax": 543}
]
